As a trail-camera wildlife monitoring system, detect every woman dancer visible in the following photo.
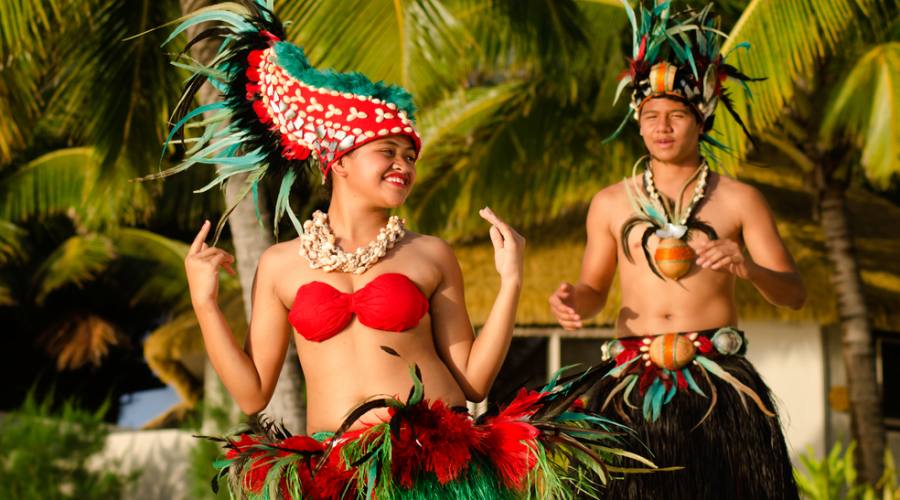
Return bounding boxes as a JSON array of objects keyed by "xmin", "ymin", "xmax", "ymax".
[{"xmin": 155, "ymin": 1, "xmax": 652, "ymax": 498}]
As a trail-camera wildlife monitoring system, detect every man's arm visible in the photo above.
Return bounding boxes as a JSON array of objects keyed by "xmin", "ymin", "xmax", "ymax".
[
  {"xmin": 549, "ymin": 189, "xmax": 619, "ymax": 330},
  {"xmin": 696, "ymin": 183, "xmax": 806, "ymax": 309}
]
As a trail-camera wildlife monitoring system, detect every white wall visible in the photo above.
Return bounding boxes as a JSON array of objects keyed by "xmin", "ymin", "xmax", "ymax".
[
  {"xmin": 741, "ymin": 320, "xmax": 827, "ymax": 463},
  {"xmin": 91, "ymin": 429, "xmax": 194, "ymax": 500}
]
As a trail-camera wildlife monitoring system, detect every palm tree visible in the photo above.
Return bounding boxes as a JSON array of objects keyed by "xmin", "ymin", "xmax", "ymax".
[
  {"xmin": 0, "ymin": 0, "xmax": 247, "ymax": 425},
  {"xmin": 707, "ymin": 1, "xmax": 897, "ymax": 484},
  {"xmin": 0, "ymin": 146, "xmax": 218, "ymax": 416}
]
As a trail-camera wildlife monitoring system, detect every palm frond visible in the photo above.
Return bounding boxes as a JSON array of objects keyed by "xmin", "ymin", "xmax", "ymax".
[
  {"xmin": 468, "ymin": 0, "xmax": 592, "ymax": 71},
  {"xmin": 0, "ymin": 282, "xmax": 14, "ymax": 306},
  {"xmin": 0, "ymin": 148, "xmax": 96, "ymax": 223},
  {"xmin": 0, "ymin": 54, "xmax": 41, "ymax": 165},
  {"xmin": 0, "ymin": 219, "xmax": 25, "ymax": 265},
  {"xmin": 32, "ymin": 233, "xmax": 116, "ymax": 304},
  {"xmin": 0, "ymin": 0, "xmax": 65, "ymax": 159},
  {"xmin": 0, "ymin": 147, "xmax": 155, "ymax": 229},
  {"xmin": 111, "ymin": 227, "xmax": 195, "ymax": 307},
  {"xmin": 279, "ymin": 0, "xmax": 470, "ymax": 107},
  {"xmin": 819, "ymin": 42, "xmax": 900, "ymax": 189},
  {"xmin": 44, "ymin": 0, "xmax": 184, "ymax": 179},
  {"xmin": 38, "ymin": 312, "xmax": 126, "ymax": 371},
  {"xmin": 405, "ymin": 2, "xmax": 636, "ymax": 239},
  {"xmin": 417, "ymin": 81, "xmax": 523, "ymax": 159},
  {"xmin": 0, "ymin": 0, "xmax": 66, "ymax": 58},
  {"xmin": 711, "ymin": 0, "xmax": 881, "ymax": 170},
  {"xmin": 408, "ymin": 88, "xmax": 636, "ymax": 240}
]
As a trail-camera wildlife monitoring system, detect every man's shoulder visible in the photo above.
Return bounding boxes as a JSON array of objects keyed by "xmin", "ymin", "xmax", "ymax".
[
  {"xmin": 714, "ymin": 174, "xmax": 767, "ymax": 204},
  {"xmin": 591, "ymin": 178, "xmax": 631, "ymax": 205}
]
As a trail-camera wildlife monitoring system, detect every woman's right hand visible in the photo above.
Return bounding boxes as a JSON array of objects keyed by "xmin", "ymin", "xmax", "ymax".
[{"xmin": 185, "ymin": 220, "xmax": 236, "ymax": 307}]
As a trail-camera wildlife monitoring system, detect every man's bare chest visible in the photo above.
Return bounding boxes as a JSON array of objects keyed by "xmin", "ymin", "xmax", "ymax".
[{"xmin": 614, "ymin": 194, "xmax": 743, "ymax": 252}]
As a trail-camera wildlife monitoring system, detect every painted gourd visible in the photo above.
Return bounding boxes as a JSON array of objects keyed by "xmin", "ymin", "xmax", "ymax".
[
  {"xmin": 654, "ymin": 237, "xmax": 695, "ymax": 280},
  {"xmin": 648, "ymin": 333, "xmax": 697, "ymax": 370}
]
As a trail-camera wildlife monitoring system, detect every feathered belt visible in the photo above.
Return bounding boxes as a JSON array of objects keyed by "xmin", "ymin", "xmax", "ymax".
[
  {"xmin": 206, "ymin": 361, "xmax": 660, "ymax": 499},
  {"xmin": 599, "ymin": 327, "xmax": 775, "ymax": 423}
]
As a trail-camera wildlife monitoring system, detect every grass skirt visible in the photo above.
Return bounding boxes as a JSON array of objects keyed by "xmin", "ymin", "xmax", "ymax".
[
  {"xmin": 205, "ymin": 365, "xmax": 659, "ymax": 499},
  {"xmin": 592, "ymin": 333, "xmax": 799, "ymax": 500}
]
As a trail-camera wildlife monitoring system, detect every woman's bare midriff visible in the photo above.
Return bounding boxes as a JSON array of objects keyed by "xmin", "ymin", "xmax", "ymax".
[
  {"xmin": 296, "ymin": 316, "xmax": 466, "ymax": 434},
  {"xmin": 268, "ymin": 235, "xmax": 467, "ymax": 435}
]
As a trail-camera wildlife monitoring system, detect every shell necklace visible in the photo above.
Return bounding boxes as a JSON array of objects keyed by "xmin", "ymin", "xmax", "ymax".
[
  {"xmin": 643, "ymin": 159, "xmax": 709, "ymax": 239},
  {"xmin": 298, "ymin": 210, "xmax": 405, "ymax": 274}
]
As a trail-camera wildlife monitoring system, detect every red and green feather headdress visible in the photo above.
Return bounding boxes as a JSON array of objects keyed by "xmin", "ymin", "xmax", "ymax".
[{"xmin": 146, "ymin": 1, "xmax": 421, "ymax": 239}]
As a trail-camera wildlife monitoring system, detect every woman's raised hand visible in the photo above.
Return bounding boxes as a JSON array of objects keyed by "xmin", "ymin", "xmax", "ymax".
[
  {"xmin": 185, "ymin": 220, "xmax": 236, "ymax": 307},
  {"xmin": 478, "ymin": 207, "xmax": 525, "ymax": 286}
]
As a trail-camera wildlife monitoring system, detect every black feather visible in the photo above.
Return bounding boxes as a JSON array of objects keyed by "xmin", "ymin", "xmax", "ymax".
[
  {"xmin": 316, "ymin": 397, "xmax": 392, "ymax": 474},
  {"xmin": 686, "ymin": 219, "xmax": 718, "ymax": 241},
  {"xmin": 621, "ymin": 217, "xmax": 649, "ymax": 264},
  {"xmin": 177, "ymin": 27, "xmax": 232, "ymax": 60},
  {"xmin": 641, "ymin": 226, "xmax": 665, "ymax": 280},
  {"xmin": 719, "ymin": 91, "xmax": 758, "ymax": 148}
]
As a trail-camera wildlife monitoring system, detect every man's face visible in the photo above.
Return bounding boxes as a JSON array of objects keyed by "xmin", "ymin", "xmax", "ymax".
[{"xmin": 638, "ymin": 97, "xmax": 702, "ymax": 163}]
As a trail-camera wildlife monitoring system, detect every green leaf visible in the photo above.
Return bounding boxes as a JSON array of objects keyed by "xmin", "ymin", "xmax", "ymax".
[
  {"xmin": 820, "ymin": 42, "xmax": 900, "ymax": 189},
  {"xmin": 279, "ymin": 0, "xmax": 470, "ymax": 107},
  {"xmin": 32, "ymin": 233, "xmax": 116, "ymax": 304},
  {"xmin": 111, "ymin": 228, "xmax": 192, "ymax": 307},
  {"xmin": 1, "ymin": 148, "xmax": 96, "ymax": 223},
  {"xmin": 0, "ymin": 147, "xmax": 157, "ymax": 229},
  {"xmin": 0, "ymin": 219, "xmax": 25, "ymax": 265},
  {"xmin": 711, "ymin": 0, "xmax": 882, "ymax": 171},
  {"xmin": 45, "ymin": 0, "xmax": 184, "ymax": 179},
  {"xmin": 0, "ymin": 281, "xmax": 14, "ymax": 306},
  {"xmin": 0, "ymin": 0, "xmax": 71, "ymax": 163}
]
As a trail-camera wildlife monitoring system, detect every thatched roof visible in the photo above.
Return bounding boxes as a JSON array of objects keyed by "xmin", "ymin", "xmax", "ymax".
[{"xmin": 454, "ymin": 162, "xmax": 900, "ymax": 330}]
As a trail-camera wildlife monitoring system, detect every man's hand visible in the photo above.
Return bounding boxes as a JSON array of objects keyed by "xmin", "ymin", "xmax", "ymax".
[
  {"xmin": 549, "ymin": 282, "xmax": 583, "ymax": 331},
  {"xmin": 695, "ymin": 239, "xmax": 752, "ymax": 279}
]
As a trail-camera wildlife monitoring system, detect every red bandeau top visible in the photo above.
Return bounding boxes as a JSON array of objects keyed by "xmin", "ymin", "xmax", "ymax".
[{"xmin": 288, "ymin": 273, "xmax": 430, "ymax": 342}]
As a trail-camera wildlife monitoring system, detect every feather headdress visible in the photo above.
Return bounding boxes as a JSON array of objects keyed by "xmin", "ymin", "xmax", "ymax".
[
  {"xmin": 143, "ymin": 0, "xmax": 421, "ymax": 241},
  {"xmin": 606, "ymin": 1, "xmax": 764, "ymax": 149}
]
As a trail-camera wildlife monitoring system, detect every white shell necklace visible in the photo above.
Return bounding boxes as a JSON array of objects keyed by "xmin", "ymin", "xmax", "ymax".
[
  {"xmin": 644, "ymin": 160, "xmax": 709, "ymax": 238},
  {"xmin": 298, "ymin": 210, "xmax": 405, "ymax": 274}
]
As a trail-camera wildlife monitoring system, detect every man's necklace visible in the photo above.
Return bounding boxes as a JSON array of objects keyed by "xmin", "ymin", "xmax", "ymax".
[{"xmin": 644, "ymin": 160, "xmax": 709, "ymax": 238}]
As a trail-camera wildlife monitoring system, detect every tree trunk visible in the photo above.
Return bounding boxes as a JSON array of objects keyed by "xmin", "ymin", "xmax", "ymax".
[
  {"xmin": 180, "ymin": 0, "xmax": 305, "ymax": 434},
  {"xmin": 818, "ymin": 177, "xmax": 885, "ymax": 485}
]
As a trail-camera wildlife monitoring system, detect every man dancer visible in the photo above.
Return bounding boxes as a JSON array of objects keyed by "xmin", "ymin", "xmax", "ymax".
[{"xmin": 549, "ymin": 3, "xmax": 805, "ymax": 499}]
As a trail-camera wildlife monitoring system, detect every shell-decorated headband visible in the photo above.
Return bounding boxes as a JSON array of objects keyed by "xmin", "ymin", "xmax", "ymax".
[
  {"xmin": 605, "ymin": 1, "xmax": 765, "ymax": 150},
  {"xmin": 143, "ymin": 0, "xmax": 420, "ymax": 240}
]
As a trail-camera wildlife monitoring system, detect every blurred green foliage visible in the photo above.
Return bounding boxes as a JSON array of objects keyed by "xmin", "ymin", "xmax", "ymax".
[
  {"xmin": 0, "ymin": 392, "xmax": 137, "ymax": 499},
  {"xmin": 795, "ymin": 441, "xmax": 899, "ymax": 500}
]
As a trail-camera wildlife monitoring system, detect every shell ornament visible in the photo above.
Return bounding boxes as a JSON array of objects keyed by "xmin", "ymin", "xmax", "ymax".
[
  {"xmin": 600, "ymin": 328, "xmax": 773, "ymax": 422},
  {"xmin": 621, "ymin": 157, "xmax": 718, "ymax": 281}
]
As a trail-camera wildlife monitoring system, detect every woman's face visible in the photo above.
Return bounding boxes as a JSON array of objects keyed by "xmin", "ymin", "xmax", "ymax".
[
  {"xmin": 332, "ymin": 135, "xmax": 418, "ymax": 208},
  {"xmin": 638, "ymin": 97, "xmax": 702, "ymax": 163}
]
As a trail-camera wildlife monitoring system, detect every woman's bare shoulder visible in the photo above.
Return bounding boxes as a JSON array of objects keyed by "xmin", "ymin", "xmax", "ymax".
[
  {"xmin": 402, "ymin": 232, "xmax": 456, "ymax": 261},
  {"xmin": 258, "ymin": 239, "xmax": 303, "ymax": 274}
]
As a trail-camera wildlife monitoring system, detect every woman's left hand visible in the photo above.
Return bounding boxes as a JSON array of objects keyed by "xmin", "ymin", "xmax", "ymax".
[{"xmin": 479, "ymin": 207, "xmax": 525, "ymax": 286}]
